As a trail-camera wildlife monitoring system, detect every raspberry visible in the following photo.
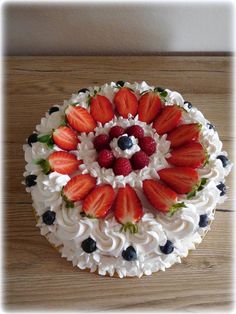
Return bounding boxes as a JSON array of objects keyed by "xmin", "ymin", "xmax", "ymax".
[
  {"xmin": 113, "ymin": 158, "xmax": 132, "ymax": 176},
  {"xmin": 126, "ymin": 125, "xmax": 144, "ymax": 139},
  {"xmin": 138, "ymin": 136, "xmax": 156, "ymax": 156},
  {"xmin": 93, "ymin": 134, "xmax": 110, "ymax": 151},
  {"xmin": 97, "ymin": 149, "xmax": 115, "ymax": 168},
  {"xmin": 131, "ymin": 151, "xmax": 149, "ymax": 170},
  {"xmin": 109, "ymin": 126, "xmax": 125, "ymax": 140}
]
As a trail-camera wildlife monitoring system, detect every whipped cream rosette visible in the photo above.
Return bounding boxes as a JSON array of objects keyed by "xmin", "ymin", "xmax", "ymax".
[{"xmin": 23, "ymin": 81, "xmax": 232, "ymax": 278}]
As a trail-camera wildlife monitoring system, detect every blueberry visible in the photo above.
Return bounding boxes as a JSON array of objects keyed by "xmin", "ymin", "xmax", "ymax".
[
  {"xmin": 116, "ymin": 80, "xmax": 125, "ymax": 87},
  {"xmin": 217, "ymin": 155, "xmax": 229, "ymax": 168},
  {"xmin": 25, "ymin": 174, "xmax": 37, "ymax": 187},
  {"xmin": 81, "ymin": 237, "xmax": 97, "ymax": 253},
  {"xmin": 199, "ymin": 214, "xmax": 209, "ymax": 227},
  {"xmin": 216, "ymin": 182, "xmax": 227, "ymax": 196},
  {"xmin": 27, "ymin": 133, "xmax": 38, "ymax": 146},
  {"xmin": 117, "ymin": 136, "xmax": 133, "ymax": 150},
  {"xmin": 122, "ymin": 246, "xmax": 137, "ymax": 261},
  {"xmin": 42, "ymin": 210, "xmax": 56, "ymax": 225},
  {"xmin": 78, "ymin": 88, "xmax": 89, "ymax": 94},
  {"xmin": 207, "ymin": 123, "xmax": 214, "ymax": 130},
  {"xmin": 156, "ymin": 87, "xmax": 165, "ymax": 92},
  {"xmin": 159, "ymin": 240, "xmax": 174, "ymax": 255},
  {"xmin": 48, "ymin": 106, "xmax": 60, "ymax": 115},
  {"xmin": 184, "ymin": 101, "xmax": 192, "ymax": 109}
]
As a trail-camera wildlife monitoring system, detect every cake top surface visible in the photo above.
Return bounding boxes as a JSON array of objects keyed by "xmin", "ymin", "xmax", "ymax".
[{"xmin": 23, "ymin": 81, "xmax": 232, "ymax": 278}]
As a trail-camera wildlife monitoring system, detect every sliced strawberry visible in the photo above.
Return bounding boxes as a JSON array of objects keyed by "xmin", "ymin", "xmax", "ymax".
[
  {"xmin": 153, "ymin": 105, "xmax": 182, "ymax": 135},
  {"xmin": 143, "ymin": 179, "xmax": 185, "ymax": 215},
  {"xmin": 65, "ymin": 105, "xmax": 96, "ymax": 133},
  {"xmin": 37, "ymin": 151, "xmax": 81, "ymax": 175},
  {"xmin": 167, "ymin": 123, "xmax": 201, "ymax": 148},
  {"xmin": 167, "ymin": 142, "xmax": 207, "ymax": 168},
  {"xmin": 138, "ymin": 91, "xmax": 162, "ymax": 124},
  {"xmin": 114, "ymin": 185, "xmax": 143, "ymax": 233},
  {"xmin": 158, "ymin": 167, "xmax": 200, "ymax": 194},
  {"xmin": 63, "ymin": 174, "xmax": 96, "ymax": 207},
  {"xmin": 82, "ymin": 185, "xmax": 115, "ymax": 218},
  {"xmin": 52, "ymin": 126, "xmax": 79, "ymax": 150},
  {"xmin": 114, "ymin": 87, "xmax": 138, "ymax": 118},
  {"xmin": 90, "ymin": 94, "xmax": 114, "ymax": 124}
]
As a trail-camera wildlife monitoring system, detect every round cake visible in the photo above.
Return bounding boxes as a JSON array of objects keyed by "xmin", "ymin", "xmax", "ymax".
[{"xmin": 23, "ymin": 81, "xmax": 232, "ymax": 278}]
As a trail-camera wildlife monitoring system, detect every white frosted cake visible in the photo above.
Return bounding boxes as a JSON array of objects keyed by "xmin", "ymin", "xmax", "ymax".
[{"xmin": 23, "ymin": 81, "xmax": 232, "ymax": 278}]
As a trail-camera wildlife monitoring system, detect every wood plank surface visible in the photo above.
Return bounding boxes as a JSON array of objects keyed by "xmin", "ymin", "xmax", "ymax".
[{"xmin": 3, "ymin": 56, "xmax": 234, "ymax": 312}]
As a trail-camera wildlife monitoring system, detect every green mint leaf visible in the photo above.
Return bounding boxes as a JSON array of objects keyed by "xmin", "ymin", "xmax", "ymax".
[{"xmin": 160, "ymin": 91, "xmax": 168, "ymax": 98}]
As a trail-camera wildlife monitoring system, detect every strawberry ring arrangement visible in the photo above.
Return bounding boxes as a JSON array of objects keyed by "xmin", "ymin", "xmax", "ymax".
[{"xmin": 23, "ymin": 81, "xmax": 232, "ymax": 278}]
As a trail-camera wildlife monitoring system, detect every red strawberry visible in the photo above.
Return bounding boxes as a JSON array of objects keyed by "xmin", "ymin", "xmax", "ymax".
[
  {"xmin": 114, "ymin": 185, "xmax": 143, "ymax": 233},
  {"xmin": 138, "ymin": 91, "xmax": 162, "ymax": 124},
  {"xmin": 63, "ymin": 174, "xmax": 97, "ymax": 207},
  {"xmin": 90, "ymin": 94, "xmax": 114, "ymax": 124},
  {"xmin": 97, "ymin": 149, "xmax": 115, "ymax": 168},
  {"xmin": 37, "ymin": 151, "xmax": 81, "ymax": 175},
  {"xmin": 113, "ymin": 158, "xmax": 132, "ymax": 176},
  {"xmin": 65, "ymin": 105, "xmax": 96, "ymax": 133},
  {"xmin": 143, "ymin": 179, "xmax": 185, "ymax": 215},
  {"xmin": 114, "ymin": 87, "xmax": 138, "ymax": 118},
  {"xmin": 131, "ymin": 151, "xmax": 149, "ymax": 170},
  {"xmin": 167, "ymin": 142, "xmax": 207, "ymax": 168},
  {"xmin": 82, "ymin": 185, "xmax": 115, "ymax": 218},
  {"xmin": 153, "ymin": 105, "xmax": 182, "ymax": 135},
  {"xmin": 167, "ymin": 123, "xmax": 201, "ymax": 148},
  {"xmin": 158, "ymin": 167, "xmax": 200, "ymax": 194},
  {"xmin": 52, "ymin": 126, "xmax": 79, "ymax": 151},
  {"xmin": 138, "ymin": 136, "xmax": 156, "ymax": 156},
  {"xmin": 109, "ymin": 126, "xmax": 125, "ymax": 140},
  {"xmin": 93, "ymin": 134, "xmax": 110, "ymax": 151},
  {"xmin": 126, "ymin": 125, "xmax": 144, "ymax": 139}
]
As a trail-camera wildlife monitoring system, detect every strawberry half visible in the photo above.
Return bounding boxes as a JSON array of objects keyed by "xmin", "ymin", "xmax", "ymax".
[
  {"xmin": 62, "ymin": 174, "xmax": 96, "ymax": 207},
  {"xmin": 138, "ymin": 91, "xmax": 162, "ymax": 124},
  {"xmin": 167, "ymin": 123, "xmax": 201, "ymax": 148},
  {"xmin": 167, "ymin": 142, "xmax": 208, "ymax": 168},
  {"xmin": 143, "ymin": 179, "xmax": 185, "ymax": 215},
  {"xmin": 52, "ymin": 126, "xmax": 79, "ymax": 150},
  {"xmin": 36, "ymin": 151, "xmax": 81, "ymax": 175},
  {"xmin": 65, "ymin": 105, "xmax": 96, "ymax": 133},
  {"xmin": 82, "ymin": 185, "xmax": 115, "ymax": 218},
  {"xmin": 114, "ymin": 185, "xmax": 143, "ymax": 233},
  {"xmin": 158, "ymin": 167, "xmax": 200, "ymax": 194},
  {"xmin": 153, "ymin": 105, "xmax": 182, "ymax": 135},
  {"xmin": 90, "ymin": 94, "xmax": 114, "ymax": 124},
  {"xmin": 114, "ymin": 87, "xmax": 138, "ymax": 118}
]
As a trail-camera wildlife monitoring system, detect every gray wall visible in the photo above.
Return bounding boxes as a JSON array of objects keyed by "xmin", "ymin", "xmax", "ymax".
[{"xmin": 4, "ymin": 2, "xmax": 234, "ymax": 55}]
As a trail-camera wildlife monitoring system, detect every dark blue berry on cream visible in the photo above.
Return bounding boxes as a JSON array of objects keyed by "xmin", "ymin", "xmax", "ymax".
[
  {"xmin": 48, "ymin": 106, "xmax": 60, "ymax": 115},
  {"xmin": 216, "ymin": 182, "xmax": 226, "ymax": 196},
  {"xmin": 184, "ymin": 101, "xmax": 192, "ymax": 109},
  {"xmin": 42, "ymin": 210, "xmax": 56, "ymax": 225},
  {"xmin": 81, "ymin": 237, "xmax": 97, "ymax": 253},
  {"xmin": 207, "ymin": 123, "xmax": 214, "ymax": 130},
  {"xmin": 156, "ymin": 87, "xmax": 165, "ymax": 92},
  {"xmin": 122, "ymin": 246, "xmax": 137, "ymax": 261},
  {"xmin": 199, "ymin": 214, "xmax": 209, "ymax": 227},
  {"xmin": 118, "ymin": 136, "xmax": 133, "ymax": 150},
  {"xmin": 160, "ymin": 240, "xmax": 174, "ymax": 255},
  {"xmin": 116, "ymin": 81, "xmax": 125, "ymax": 87},
  {"xmin": 27, "ymin": 133, "xmax": 38, "ymax": 146},
  {"xmin": 217, "ymin": 155, "xmax": 229, "ymax": 168},
  {"xmin": 78, "ymin": 88, "xmax": 89, "ymax": 94},
  {"xmin": 25, "ymin": 174, "xmax": 37, "ymax": 187}
]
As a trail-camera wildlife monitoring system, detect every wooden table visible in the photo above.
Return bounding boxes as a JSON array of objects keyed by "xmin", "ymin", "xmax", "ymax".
[{"xmin": 4, "ymin": 56, "xmax": 234, "ymax": 311}]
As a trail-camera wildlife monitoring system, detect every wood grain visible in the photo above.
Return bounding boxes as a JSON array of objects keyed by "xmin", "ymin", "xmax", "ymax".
[{"xmin": 3, "ymin": 56, "xmax": 234, "ymax": 311}]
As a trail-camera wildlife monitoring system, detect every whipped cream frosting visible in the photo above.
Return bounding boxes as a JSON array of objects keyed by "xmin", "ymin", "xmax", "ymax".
[{"xmin": 23, "ymin": 81, "xmax": 232, "ymax": 277}]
